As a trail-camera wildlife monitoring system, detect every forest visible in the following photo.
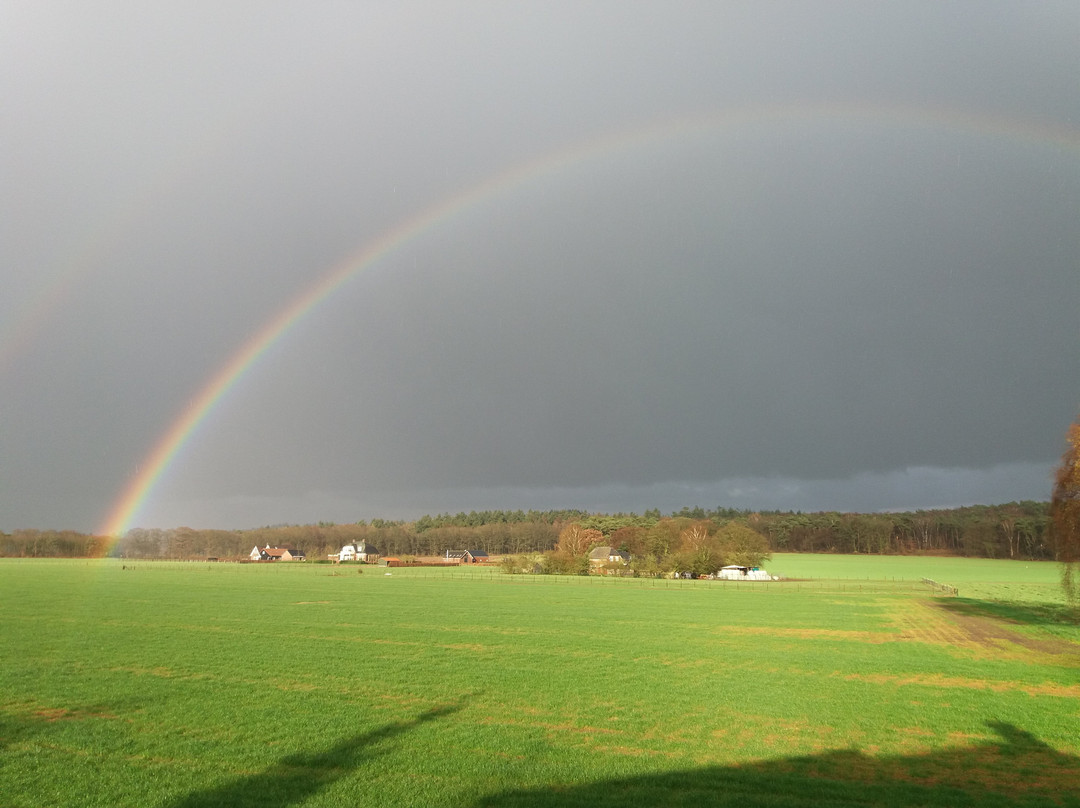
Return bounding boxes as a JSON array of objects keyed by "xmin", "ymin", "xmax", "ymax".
[{"xmin": 0, "ymin": 501, "xmax": 1054, "ymax": 564}]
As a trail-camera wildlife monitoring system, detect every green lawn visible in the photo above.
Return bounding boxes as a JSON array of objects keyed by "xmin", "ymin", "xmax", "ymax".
[
  {"xmin": 768, "ymin": 552, "xmax": 1068, "ymax": 601},
  {"xmin": 1, "ymin": 557, "xmax": 1077, "ymax": 807}
]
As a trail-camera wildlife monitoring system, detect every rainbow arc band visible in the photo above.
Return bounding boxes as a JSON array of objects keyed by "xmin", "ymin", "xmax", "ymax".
[{"xmin": 98, "ymin": 102, "xmax": 1080, "ymax": 539}]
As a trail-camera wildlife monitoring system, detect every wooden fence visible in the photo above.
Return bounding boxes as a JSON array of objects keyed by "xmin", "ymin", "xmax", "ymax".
[{"xmin": 921, "ymin": 577, "xmax": 959, "ymax": 596}]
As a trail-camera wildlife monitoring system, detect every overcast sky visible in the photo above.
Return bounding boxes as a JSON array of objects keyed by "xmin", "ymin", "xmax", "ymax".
[{"xmin": 3, "ymin": 2, "xmax": 1079, "ymax": 533}]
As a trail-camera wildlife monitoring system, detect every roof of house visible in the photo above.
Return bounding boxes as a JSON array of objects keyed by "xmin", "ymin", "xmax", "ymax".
[
  {"xmin": 588, "ymin": 546, "xmax": 613, "ymax": 559},
  {"xmin": 445, "ymin": 549, "xmax": 490, "ymax": 560}
]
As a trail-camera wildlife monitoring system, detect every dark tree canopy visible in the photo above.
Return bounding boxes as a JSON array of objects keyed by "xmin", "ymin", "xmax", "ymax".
[{"xmin": 1, "ymin": 502, "xmax": 1052, "ymax": 563}]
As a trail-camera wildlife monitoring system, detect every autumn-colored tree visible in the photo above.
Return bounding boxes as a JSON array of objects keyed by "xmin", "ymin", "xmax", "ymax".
[
  {"xmin": 643, "ymin": 518, "xmax": 687, "ymax": 558},
  {"xmin": 1051, "ymin": 416, "xmax": 1080, "ymax": 609},
  {"xmin": 609, "ymin": 525, "xmax": 647, "ymax": 557},
  {"xmin": 717, "ymin": 522, "xmax": 771, "ymax": 568},
  {"xmin": 555, "ymin": 524, "xmax": 603, "ymax": 556},
  {"xmin": 675, "ymin": 521, "xmax": 722, "ymax": 576}
]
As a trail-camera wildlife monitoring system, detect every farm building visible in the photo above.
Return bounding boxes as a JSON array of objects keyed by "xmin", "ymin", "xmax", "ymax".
[
  {"xmin": 250, "ymin": 545, "xmax": 304, "ymax": 562},
  {"xmin": 588, "ymin": 546, "xmax": 630, "ymax": 567},
  {"xmin": 718, "ymin": 565, "xmax": 772, "ymax": 580},
  {"xmin": 444, "ymin": 550, "xmax": 489, "ymax": 564}
]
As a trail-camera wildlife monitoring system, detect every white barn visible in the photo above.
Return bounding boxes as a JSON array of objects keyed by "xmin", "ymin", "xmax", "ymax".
[{"xmin": 718, "ymin": 565, "xmax": 773, "ymax": 581}]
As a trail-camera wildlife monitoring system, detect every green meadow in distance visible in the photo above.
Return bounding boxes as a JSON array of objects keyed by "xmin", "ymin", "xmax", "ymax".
[{"xmin": 1, "ymin": 557, "xmax": 1077, "ymax": 807}]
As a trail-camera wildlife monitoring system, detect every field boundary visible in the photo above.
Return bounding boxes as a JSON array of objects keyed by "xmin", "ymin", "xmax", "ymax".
[{"xmin": 921, "ymin": 577, "xmax": 959, "ymax": 596}]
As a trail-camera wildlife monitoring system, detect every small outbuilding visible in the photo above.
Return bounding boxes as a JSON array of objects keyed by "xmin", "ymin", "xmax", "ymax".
[{"xmin": 718, "ymin": 565, "xmax": 772, "ymax": 581}]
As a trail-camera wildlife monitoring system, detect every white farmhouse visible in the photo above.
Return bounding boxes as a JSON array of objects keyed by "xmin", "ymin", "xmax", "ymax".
[{"xmin": 338, "ymin": 542, "xmax": 378, "ymax": 563}]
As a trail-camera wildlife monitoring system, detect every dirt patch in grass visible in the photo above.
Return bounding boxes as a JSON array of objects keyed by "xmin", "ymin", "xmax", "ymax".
[
  {"xmin": 887, "ymin": 599, "xmax": 1080, "ymax": 664},
  {"xmin": 889, "ymin": 601, "xmax": 973, "ymax": 646},
  {"xmin": 33, "ymin": 707, "xmax": 78, "ymax": 722},
  {"xmin": 479, "ymin": 716, "xmax": 625, "ymax": 738},
  {"xmin": 934, "ymin": 602, "xmax": 1077, "ymax": 656},
  {"xmin": 109, "ymin": 664, "xmax": 181, "ymax": 679},
  {"xmin": 369, "ymin": 638, "xmax": 423, "ymax": 647},
  {"xmin": 711, "ymin": 626, "xmax": 897, "ymax": 643},
  {"xmin": 32, "ymin": 706, "xmax": 118, "ymax": 722},
  {"xmin": 834, "ymin": 671, "xmax": 1080, "ymax": 698},
  {"xmin": 437, "ymin": 643, "xmax": 491, "ymax": 653}
]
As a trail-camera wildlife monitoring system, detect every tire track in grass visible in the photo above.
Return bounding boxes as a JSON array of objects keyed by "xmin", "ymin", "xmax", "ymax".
[{"xmin": 886, "ymin": 598, "xmax": 1080, "ymax": 665}]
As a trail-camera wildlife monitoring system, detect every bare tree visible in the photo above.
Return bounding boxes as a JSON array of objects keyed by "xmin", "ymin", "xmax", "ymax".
[
  {"xmin": 1051, "ymin": 415, "xmax": 1080, "ymax": 610},
  {"xmin": 555, "ymin": 524, "xmax": 602, "ymax": 556}
]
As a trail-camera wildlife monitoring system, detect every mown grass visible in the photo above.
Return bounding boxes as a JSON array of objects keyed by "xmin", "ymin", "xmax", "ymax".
[{"xmin": 1, "ymin": 557, "xmax": 1078, "ymax": 807}]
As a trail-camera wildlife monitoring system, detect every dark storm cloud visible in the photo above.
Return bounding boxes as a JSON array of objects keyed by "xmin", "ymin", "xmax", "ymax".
[{"xmin": 2, "ymin": 2, "xmax": 1078, "ymax": 530}]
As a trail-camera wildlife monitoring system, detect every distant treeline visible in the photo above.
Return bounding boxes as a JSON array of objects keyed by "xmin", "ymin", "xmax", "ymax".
[{"xmin": 0, "ymin": 502, "xmax": 1054, "ymax": 562}]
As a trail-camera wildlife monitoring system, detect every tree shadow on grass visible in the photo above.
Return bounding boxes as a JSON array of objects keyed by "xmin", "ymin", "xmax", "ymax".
[
  {"xmin": 937, "ymin": 598, "xmax": 1080, "ymax": 628},
  {"xmin": 472, "ymin": 722, "xmax": 1080, "ymax": 808},
  {"xmin": 168, "ymin": 703, "xmax": 462, "ymax": 808},
  {"xmin": 0, "ymin": 699, "xmax": 140, "ymax": 756},
  {"xmin": 0, "ymin": 714, "xmax": 40, "ymax": 757}
]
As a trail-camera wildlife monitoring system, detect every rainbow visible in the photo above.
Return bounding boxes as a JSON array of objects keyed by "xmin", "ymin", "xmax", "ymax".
[{"xmin": 97, "ymin": 101, "xmax": 1080, "ymax": 538}]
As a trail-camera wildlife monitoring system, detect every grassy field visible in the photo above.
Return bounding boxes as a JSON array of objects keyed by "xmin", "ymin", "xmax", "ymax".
[
  {"xmin": 1, "ymin": 557, "xmax": 1078, "ymax": 807},
  {"xmin": 768, "ymin": 553, "xmax": 1072, "ymax": 603}
]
